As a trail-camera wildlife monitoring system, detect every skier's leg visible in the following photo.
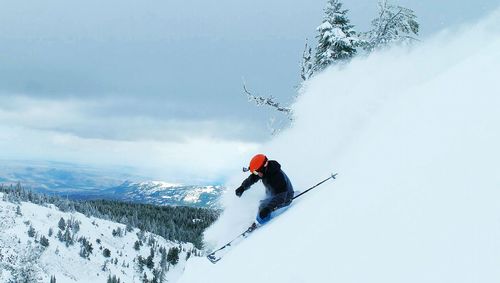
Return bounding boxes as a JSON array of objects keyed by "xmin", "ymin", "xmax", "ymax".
[
  {"xmin": 256, "ymin": 191, "xmax": 293, "ymax": 224},
  {"xmin": 256, "ymin": 197, "xmax": 274, "ymax": 224}
]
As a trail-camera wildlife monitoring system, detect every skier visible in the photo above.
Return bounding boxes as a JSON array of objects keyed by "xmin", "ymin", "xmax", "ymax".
[
  {"xmin": 207, "ymin": 164, "xmax": 335, "ymax": 263},
  {"xmin": 235, "ymin": 154, "xmax": 294, "ymax": 225}
]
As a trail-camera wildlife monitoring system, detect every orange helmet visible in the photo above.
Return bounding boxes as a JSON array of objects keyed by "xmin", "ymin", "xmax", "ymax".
[{"xmin": 249, "ymin": 154, "xmax": 268, "ymax": 173}]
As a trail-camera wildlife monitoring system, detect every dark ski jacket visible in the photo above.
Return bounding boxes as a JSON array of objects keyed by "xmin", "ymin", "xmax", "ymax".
[{"xmin": 240, "ymin": 160, "xmax": 293, "ymax": 197}]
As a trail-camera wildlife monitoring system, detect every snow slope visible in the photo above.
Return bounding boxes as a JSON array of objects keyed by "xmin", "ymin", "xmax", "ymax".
[
  {"xmin": 179, "ymin": 8, "xmax": 500, "ymax": 283},
  {"xmin": 0, "ymin": 192, "xmax": 197, "ymax": 283}
]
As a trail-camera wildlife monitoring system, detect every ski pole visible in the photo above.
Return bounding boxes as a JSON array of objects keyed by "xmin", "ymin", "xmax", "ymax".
[{"xmin": 292, "ymin": 173, "xmax": 337, "ymax": 200}]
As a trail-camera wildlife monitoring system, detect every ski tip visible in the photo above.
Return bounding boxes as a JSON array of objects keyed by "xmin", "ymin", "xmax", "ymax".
[
  {"xmin": 331, "ymin": 173, "xmax": 338, "ymax": 179},
  {"xmin": 206, "ymin": 255, "xmax": 221, "ymax": 264}
]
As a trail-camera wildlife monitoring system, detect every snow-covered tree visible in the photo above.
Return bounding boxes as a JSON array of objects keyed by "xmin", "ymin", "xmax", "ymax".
[
  {"xmin": 126, "ymin": 223, "xmax": 133, "ymax": 232},
  {"xmin": 146, "ymin": 254, "xmax": 154, "ymax": 269},
  {"xmin": 107, "ymin": 274, "xmax": 121, "ymax": 283},
  {"xmin": 63, "ymin": 229, "xmax": 74, "ymax": 247},
  {"xmin": 134, "ymin": 240, "xmax": 141, "ymax": 251},
  {"xmin": 167, "ymin": 247, "xmax": 179, "ymax": 265},
  {"xmin": 57, "ymin": 230, "xmax": 63, "ymax": 242},
  {"xmin": 78, "ymin": 236, "xmax": 93, "ymax": 259},
  {"xmin": 137, "ymin": 255, "xmax": 145, "ymax": 273},
  {"xmin": 27, "ymin": 225, "xmax": 36, "ymax": 237},
  {"xmin": 103, "ymin": 248, "xmax": 111, "ymax": 258},
  {"xmin": 300, "ymin": 39, "xmax": 314, "ymax": 81},
  {"xmin": 362, "ymin": 0, "xmax": 419, "ymax": 52},
  {"xmin": 40, "ymin": 235, "xmax": 50, "ymax": 247},
  {"xmin": 58, "ymin": 217, "xmax": 66, "ymax": 230},
  {"xmin": 9, "ymin": 246, "xmax": 43, "ymax": 283},
  {"xmin": 112, "ymin": 227, "xmax": 123, "ymax": 237},
  {"xmin": 314, "ymin": 0, "xmax": 358, "ymax": 71}
]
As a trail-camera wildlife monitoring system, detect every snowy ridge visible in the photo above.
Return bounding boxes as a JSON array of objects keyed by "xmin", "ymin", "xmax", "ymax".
[
  {"xmin": 134, "ymin": 181, "xmax": 183, "ymax": 192},
  {"xmin": 179, "ymin": 8, "xmax": 500, "ymax": 283},
  {"xmin": 0, "ymin": 192, "xmax": 198, "ymax": 283},
  {"xmin": 114, "ymin": 181, "xmax": 223, "ymax": 208}
]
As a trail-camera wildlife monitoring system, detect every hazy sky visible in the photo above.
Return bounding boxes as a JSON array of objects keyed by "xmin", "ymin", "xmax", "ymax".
[{"xmin": 0, "ymin": 0, "xmax": 498, "ymax": 182}]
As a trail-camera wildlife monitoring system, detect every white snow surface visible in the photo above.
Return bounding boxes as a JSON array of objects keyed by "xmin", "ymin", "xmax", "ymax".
[{"xmin": 179, "ymin": 9, "xmax": 500, "ymax": 283}]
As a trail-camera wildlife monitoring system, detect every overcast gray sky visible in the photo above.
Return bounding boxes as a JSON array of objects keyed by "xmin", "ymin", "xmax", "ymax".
[{"xmin": 0, "ymin": 0, "xmax": 498, "ymax": 182}]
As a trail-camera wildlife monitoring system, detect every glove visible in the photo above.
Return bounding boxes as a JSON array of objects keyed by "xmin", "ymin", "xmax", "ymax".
[{"xmin": 235, "ymin": 186, "xmax": 245, "ymax": 197}]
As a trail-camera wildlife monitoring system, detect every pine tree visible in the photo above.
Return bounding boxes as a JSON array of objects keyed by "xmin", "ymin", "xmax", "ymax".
[
  {"xmin": 126, "ymin": 223, "xmax": 134, "ymax": 232},
  {"xmin": 79, "ymin": 237, "xmax": 93, "ymax": 259},
  {"xmin": 27, "ymin": 225, "xmax": 36, "ymax": 237},
  {"xmin": 160, "ymin": 248, "xmax": 168, "ymax": 269},
  {"xmin": 134, "ymin": 240, "xmax": 141, "ymax": 251},
  {"xmin": 300, "ymin": 39, "xmax": 314, "ymax": 81},
  {"xmin": 152, "ymin": 268, "xmax": 162, "ymax": 283},
  {"xmin": 146, "ymin": 247, "xmax": 155, "ymax": 269},
  {"xmin": 166, "ymin": 247, "xmax": 179, "ymax": 265},
  {"xmin": 314, "ymin": 0, "xmax": 358, "ymax": 72},
  {"xmin": 40, "ymin": 235, "xmax": 50, "ymax": 247},
  {"xmin": 63, "ymin": 229, "xmax": 74, "ymax": 247},
  {"xmin": 112, "ymin": 226, "xmax": 123, "ymax": 237},
  {"xmin": 137, "ymin": 255, "xmax": 145, "ymax": 273},
  {"xmin": 362, "ymin": 0, "xmax": 419, "ymax": 52},
  {"xmin": 58, "ymin": 217, "xmax": 66, "ymax": 230},
  {"xmin": 57, "ymin": 230, "xmax": 63, "ymax": 241},
  {"xmin": 72, "ymin": 219, "xmax": 80, "ymax": 233}
]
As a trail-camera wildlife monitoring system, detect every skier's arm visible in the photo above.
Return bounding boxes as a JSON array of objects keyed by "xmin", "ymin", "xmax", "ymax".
[{"xmin": 235, "ymin": 174, "xmax": 260, "ymax": 197}]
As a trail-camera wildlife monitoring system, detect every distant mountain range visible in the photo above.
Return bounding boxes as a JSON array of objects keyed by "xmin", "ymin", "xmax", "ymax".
[
  {"xmin": 69, "ymin": 181, "xmax": 223, "ymax": 208},
  {"xmin": 0, "ymin": 160, "xmax": 224, "ymax": 208}
]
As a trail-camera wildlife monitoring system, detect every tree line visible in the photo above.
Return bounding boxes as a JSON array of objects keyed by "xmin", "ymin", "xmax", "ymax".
[{"xmin": 1, "ymin": 183, "xmax": 219, "ymax": 248}]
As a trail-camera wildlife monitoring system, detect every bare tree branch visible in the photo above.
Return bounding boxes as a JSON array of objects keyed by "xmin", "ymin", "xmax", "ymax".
[{"xmin": 242, "ymin": 83, "xmax": 293, "ymax": 121}]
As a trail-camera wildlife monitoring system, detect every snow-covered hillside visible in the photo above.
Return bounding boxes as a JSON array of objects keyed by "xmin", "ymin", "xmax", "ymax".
[
  {"xmin": 179, "ymin": 8, "xmax": 500, "ymax": 283},
  {"xmin": 0, "ymin": 193, "xmax": 198, "ymax": 283}
]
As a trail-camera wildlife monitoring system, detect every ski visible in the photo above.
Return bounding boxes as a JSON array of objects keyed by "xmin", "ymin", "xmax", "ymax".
[
  {"xmin": 205, "ymin": 194, "xmax": 299, "ymax": 264},
  {"xmin": 206, "ymin": 222, "xmax": 259, "ymax": 264}
]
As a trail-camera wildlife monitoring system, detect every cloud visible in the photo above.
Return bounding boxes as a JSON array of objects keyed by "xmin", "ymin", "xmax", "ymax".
[
  {"xmin": 0, "ymin": 95, "xmax": 269, "ymax": 142},
  {"xmin": 0, "ymin": 95, "xmax": 265, "ymax": 182},
  {"xmin": 0, "ymin": 123, "xmax": 260, "ymax": 183}
]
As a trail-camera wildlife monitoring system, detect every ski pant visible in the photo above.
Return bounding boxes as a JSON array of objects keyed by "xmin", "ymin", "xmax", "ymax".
[{"xmin": 257, "ymin": 190, "xmax": 294, "ymax": 224}]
